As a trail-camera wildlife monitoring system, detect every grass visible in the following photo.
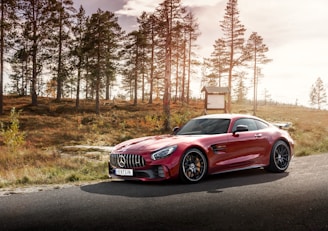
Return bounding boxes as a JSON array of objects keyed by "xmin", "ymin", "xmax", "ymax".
[{"xmin": 0, "ymin": 95, "xmax": 327, "ymax": 188}]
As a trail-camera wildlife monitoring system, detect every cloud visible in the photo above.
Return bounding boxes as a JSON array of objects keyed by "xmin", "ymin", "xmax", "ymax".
[
  {"xmin": 115, "ymin": 0, "xmax": 161, "ymax": 16},
  {"xmin": 74, "ymin": 0, "xmax": 125, "ymax": 15},
  {"xmin": 183, "ymin": 0, "xmax": 225, "ymax": 7},
  {"xmin": 116, "ymin": 0, "xmax": 226, "ymax": 16},
  {"xmin": 114, "ymin": 0, "xmax": 227, "ymax": 56}
]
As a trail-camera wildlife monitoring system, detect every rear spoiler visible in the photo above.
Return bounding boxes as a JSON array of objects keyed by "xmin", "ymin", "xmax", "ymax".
[{"xmin": 272, "ymin": 122, "xmax": 292, "ymax": 129}]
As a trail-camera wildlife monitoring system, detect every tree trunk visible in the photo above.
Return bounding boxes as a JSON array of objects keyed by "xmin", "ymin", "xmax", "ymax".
[
  {"xmin": 148, "ymin": 22, "xmax": 155, "ymax": 104},
  {"xmin": 163, "ymin": 6, "xmax": 172, "ymax": 131},
  {"xmin": 252, "ymin": 53, "xmax": 257, "ymax": 115},
  {"xmin": 31, "ymin": 15, "xmax": 38, "ymax": 106},
  {"xmin": 105, "ymin": 75, "xmax": 110, "ymax": 100},
  {"xmin": 95, "ymin": 77, "xmax": 100, "ymax": 114},
  {"xmin": 134, "ymin": 45, "xmax": 138, "ymax": 106},
  {"xmin": 75, "ymin": 66, "xmax": 81, "ymax": 109},
  {"xmin": 56, "ymin": 12, "xmax": 63, "ymax": 102},
  {"xmin": 0, "ymin": 0, "xmax": 4, "ymax": 114}
]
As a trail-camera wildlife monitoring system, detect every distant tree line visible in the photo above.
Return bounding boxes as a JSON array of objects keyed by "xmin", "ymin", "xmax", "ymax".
[{"xmin": 0, "ymin": 0, "xmax": 272, "ymax": 129}]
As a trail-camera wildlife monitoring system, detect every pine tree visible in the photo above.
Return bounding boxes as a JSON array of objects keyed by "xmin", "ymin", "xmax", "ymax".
[
  {"xmin": 136, "ymin": 12, "xmax": 153, "ymax": 103},
  {"xmin": 124, "ymin": 30, "xmax": 145, "ymax": 105},
  {"xmin": 171, "ymin": 21, "xmax": 183, "ymax": 103},
  {"xmin": 0, "ymin": 0, "xmax": 17, "ymax": 114},
  {"xmin": 156, "ymin": 0, "xmax": 185, "ymax": 131},
  {"xmin": 84, "ymin": 9, "xmax": 122, "ymax": 114},
  {"xmin": 220, "ymin": 0, "xmax": 246, "ymax": 112},
  {"xmin": 8, "ymin": 48, "xmax": 29, "ymax": 95},
  {"xmin": 245, "ymin": 32, "xmax": 270, "ymax": 115},
  {"xmin": 147, "ymin": 14, "xmax": 156, "ymax": 104},
  {"xmin": 310, "ymin": 77, "xmax": 327, "ymax": 110},
  {"xmin": 20, "ymin": 0, "xmax": 56, "ymax": 106},
  {"xmin": 71, "ymin": 5, "xmax": 87, "ymax": 109},
  {"xmin": 210, "ymin": 38, "xmax": 228, "ymax": 87},
  {"xmin": 234, "ymin": 71, "xmax": 248, "ymax": 103},
  {"xmin": 184, "ymin": 12, "xmax": 199, "ymax": 104},
  {"xmin": 51, "ymin": 0, "xmax": 76, "ymax": 102}
]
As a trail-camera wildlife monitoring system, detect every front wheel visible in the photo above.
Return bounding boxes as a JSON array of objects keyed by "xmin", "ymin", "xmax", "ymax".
[
  {"xmin": 266, "ymin": 140, "xmax": 291, "ymax": 173},
  {"xmin": 179, "ymin": 148, "xmax": 207, "ymax": 183}
]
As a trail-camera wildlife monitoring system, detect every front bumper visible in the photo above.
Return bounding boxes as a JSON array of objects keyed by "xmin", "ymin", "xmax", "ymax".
[{"xmin": 108, "ymin": 162, "xmax": 172, "ymax": 182}]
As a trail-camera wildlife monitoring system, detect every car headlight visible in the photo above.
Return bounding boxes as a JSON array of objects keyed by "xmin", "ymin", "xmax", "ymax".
[{"xmin": 151, "ymin": 145, "xmax": 177, "ymax": 160}]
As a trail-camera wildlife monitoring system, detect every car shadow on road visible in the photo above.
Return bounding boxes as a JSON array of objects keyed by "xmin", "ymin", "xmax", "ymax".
[{"xmin": 81, "ymin": 169, "xmax": 289, "ymax": 198}]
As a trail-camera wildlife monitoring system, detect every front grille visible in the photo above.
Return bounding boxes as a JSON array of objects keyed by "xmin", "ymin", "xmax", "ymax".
[{"xmin": 110, "ymin": 154, "xmax": 146, "ymax": 168}]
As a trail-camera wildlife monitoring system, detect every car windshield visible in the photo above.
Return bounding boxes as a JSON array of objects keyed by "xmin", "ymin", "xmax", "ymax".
[{"xmin": 176, "ymin": 118, "xmax": 230, "ymax": 135}]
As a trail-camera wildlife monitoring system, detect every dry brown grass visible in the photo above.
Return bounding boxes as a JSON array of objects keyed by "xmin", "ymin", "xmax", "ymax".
[
  {"xmin": 0, "ymin": 96, "xmax": 327, "ymax": 187},
  {"xmin": 254, "ymin": 104, "xmax": 328, "ymax": 156}
]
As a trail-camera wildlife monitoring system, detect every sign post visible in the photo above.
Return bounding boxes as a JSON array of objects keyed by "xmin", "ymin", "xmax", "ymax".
[{"xmin": 201, "ymin": 87, "xmax": 229, "ymax": 114}]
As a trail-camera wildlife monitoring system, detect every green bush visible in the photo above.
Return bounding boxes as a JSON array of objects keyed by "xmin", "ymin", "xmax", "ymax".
[
  {"xmin": 66, "ymin": 173, "xmax": 80, "ymax": 182},
  {"xmin": 1, "ymin": 108, "xmax": 25, "ymax": 150},
  {"xmin": 16, "ymin": 176, "xmax": 30, "ymax": 184}
]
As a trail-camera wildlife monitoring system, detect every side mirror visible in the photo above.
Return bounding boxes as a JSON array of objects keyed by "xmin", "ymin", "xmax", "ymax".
[
  {"xmin": 233, "ymin": 125, "xmax": 248, "ymax": 136},
  {"xmin": 172, "ymin": 126, "xmax": 180, "ymax": 134}
]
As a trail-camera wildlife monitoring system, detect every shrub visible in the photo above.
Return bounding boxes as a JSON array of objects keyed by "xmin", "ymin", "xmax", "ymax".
[
  {"xmin": 17, "ymin": 176, "xmax": 30, "ymax": 184},
  {"xmin": 0, "ymin": 108, "xmax": 25, "ymax": 150},
  {"xmin": 66, "ymin": 173, "xmax": 80, "ymax": 182}
]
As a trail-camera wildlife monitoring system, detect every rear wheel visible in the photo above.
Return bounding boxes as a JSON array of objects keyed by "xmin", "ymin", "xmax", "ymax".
[
  {"xmin": 179, "ymin": 148, "xmax": 207, "ymax": 183},
  {"xmin": 266, "ymin": 140, "xmax": 291, "ymax": 173}
]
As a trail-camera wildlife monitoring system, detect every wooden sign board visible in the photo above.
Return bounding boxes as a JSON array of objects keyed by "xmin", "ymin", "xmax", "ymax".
[{"xmin": 206, "ymin": 94, "xmax": 225, "ymax": 110}]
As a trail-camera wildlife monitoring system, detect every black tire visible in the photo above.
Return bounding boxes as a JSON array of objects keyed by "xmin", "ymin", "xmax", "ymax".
[
  {"xmin": 179, "ymin": 148, "xmax": 207, "ymax": 183},
  {"xmin": 266, "ymin": 140, "xmax": 291, "ymax": 173}
]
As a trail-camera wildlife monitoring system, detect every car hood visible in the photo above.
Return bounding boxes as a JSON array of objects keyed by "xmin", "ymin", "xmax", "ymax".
[{"xmin": 112, "ymin": 135, "xmax": 202, "ymax": 154}]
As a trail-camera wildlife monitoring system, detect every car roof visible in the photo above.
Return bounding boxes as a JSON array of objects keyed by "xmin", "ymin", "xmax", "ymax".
[{"xmin": 193, "ymin": 113, "xmax": 259, "ymax": 120}]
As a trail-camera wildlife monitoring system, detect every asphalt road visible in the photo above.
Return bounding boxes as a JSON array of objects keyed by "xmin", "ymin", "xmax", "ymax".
[{"xmin": 1, "ymin": 154, "xmax": 328, "ymax": 231}]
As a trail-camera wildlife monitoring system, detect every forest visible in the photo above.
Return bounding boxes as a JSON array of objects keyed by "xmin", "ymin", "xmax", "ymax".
[
  {"xmin": 1, "ymin": 0, "xmax": 328, "ymax": 188},
  {"xmin": 0, "ymin": 0, "xmax": 270, "ymax": 130}
]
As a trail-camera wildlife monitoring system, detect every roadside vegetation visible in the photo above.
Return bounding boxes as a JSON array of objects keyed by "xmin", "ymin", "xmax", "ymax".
[{"xmin": 0, "ymin": 96, "xmax": 327, "ymax": 188}]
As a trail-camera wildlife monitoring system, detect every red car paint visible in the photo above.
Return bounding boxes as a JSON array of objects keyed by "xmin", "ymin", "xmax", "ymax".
[{"xmin": 108, "ymin": 114, "xmax": 294, "ymax": 183}]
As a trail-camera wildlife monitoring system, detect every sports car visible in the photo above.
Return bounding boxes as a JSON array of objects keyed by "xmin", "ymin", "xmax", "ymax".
[{"xmin": 108, "ymin": 114, "xmax": 294, "ymax": 183}]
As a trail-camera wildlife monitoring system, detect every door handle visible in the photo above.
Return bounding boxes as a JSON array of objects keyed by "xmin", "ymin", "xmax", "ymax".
[{"xmin": 254, "ymin": 133, "xmax": 262, "ymax": 138}]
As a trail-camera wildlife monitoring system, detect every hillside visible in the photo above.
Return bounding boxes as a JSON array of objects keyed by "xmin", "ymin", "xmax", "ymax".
[{"xmin": 0, "ymin": 96, "xmax": 327, "ymax": 187}]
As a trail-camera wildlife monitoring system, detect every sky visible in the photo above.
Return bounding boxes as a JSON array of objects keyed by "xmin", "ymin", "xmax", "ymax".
[{"xmin": 74, "ymin": 0, "xmax": 328, "ymax": 108}]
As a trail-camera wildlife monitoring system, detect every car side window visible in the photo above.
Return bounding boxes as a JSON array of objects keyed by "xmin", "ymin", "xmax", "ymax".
[
  {"xmin": 232, "ymin": 118, "xmax": 258, "ymax": 132},
  {"xmin": 255, "ymin": 120, "xmax": 269, "ymax": 130},
  {"xmin": 201, "ymin": 119, "xmax": 230, "ymax": 134},
  {"xmin": 176, "ymin": 118, "xmax": 230, "ymax": 135}
]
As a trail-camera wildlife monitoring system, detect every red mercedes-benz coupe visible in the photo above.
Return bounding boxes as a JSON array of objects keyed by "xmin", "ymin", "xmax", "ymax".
[{"xmin": 108, "ymin": 114, "xmax": 294, "ymax": 183}]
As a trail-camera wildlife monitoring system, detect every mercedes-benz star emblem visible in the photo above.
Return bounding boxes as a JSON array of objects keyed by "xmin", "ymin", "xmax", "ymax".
[{"xmin": 118, "ymin": 155, "xmax": 126, "ymax": 168}]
